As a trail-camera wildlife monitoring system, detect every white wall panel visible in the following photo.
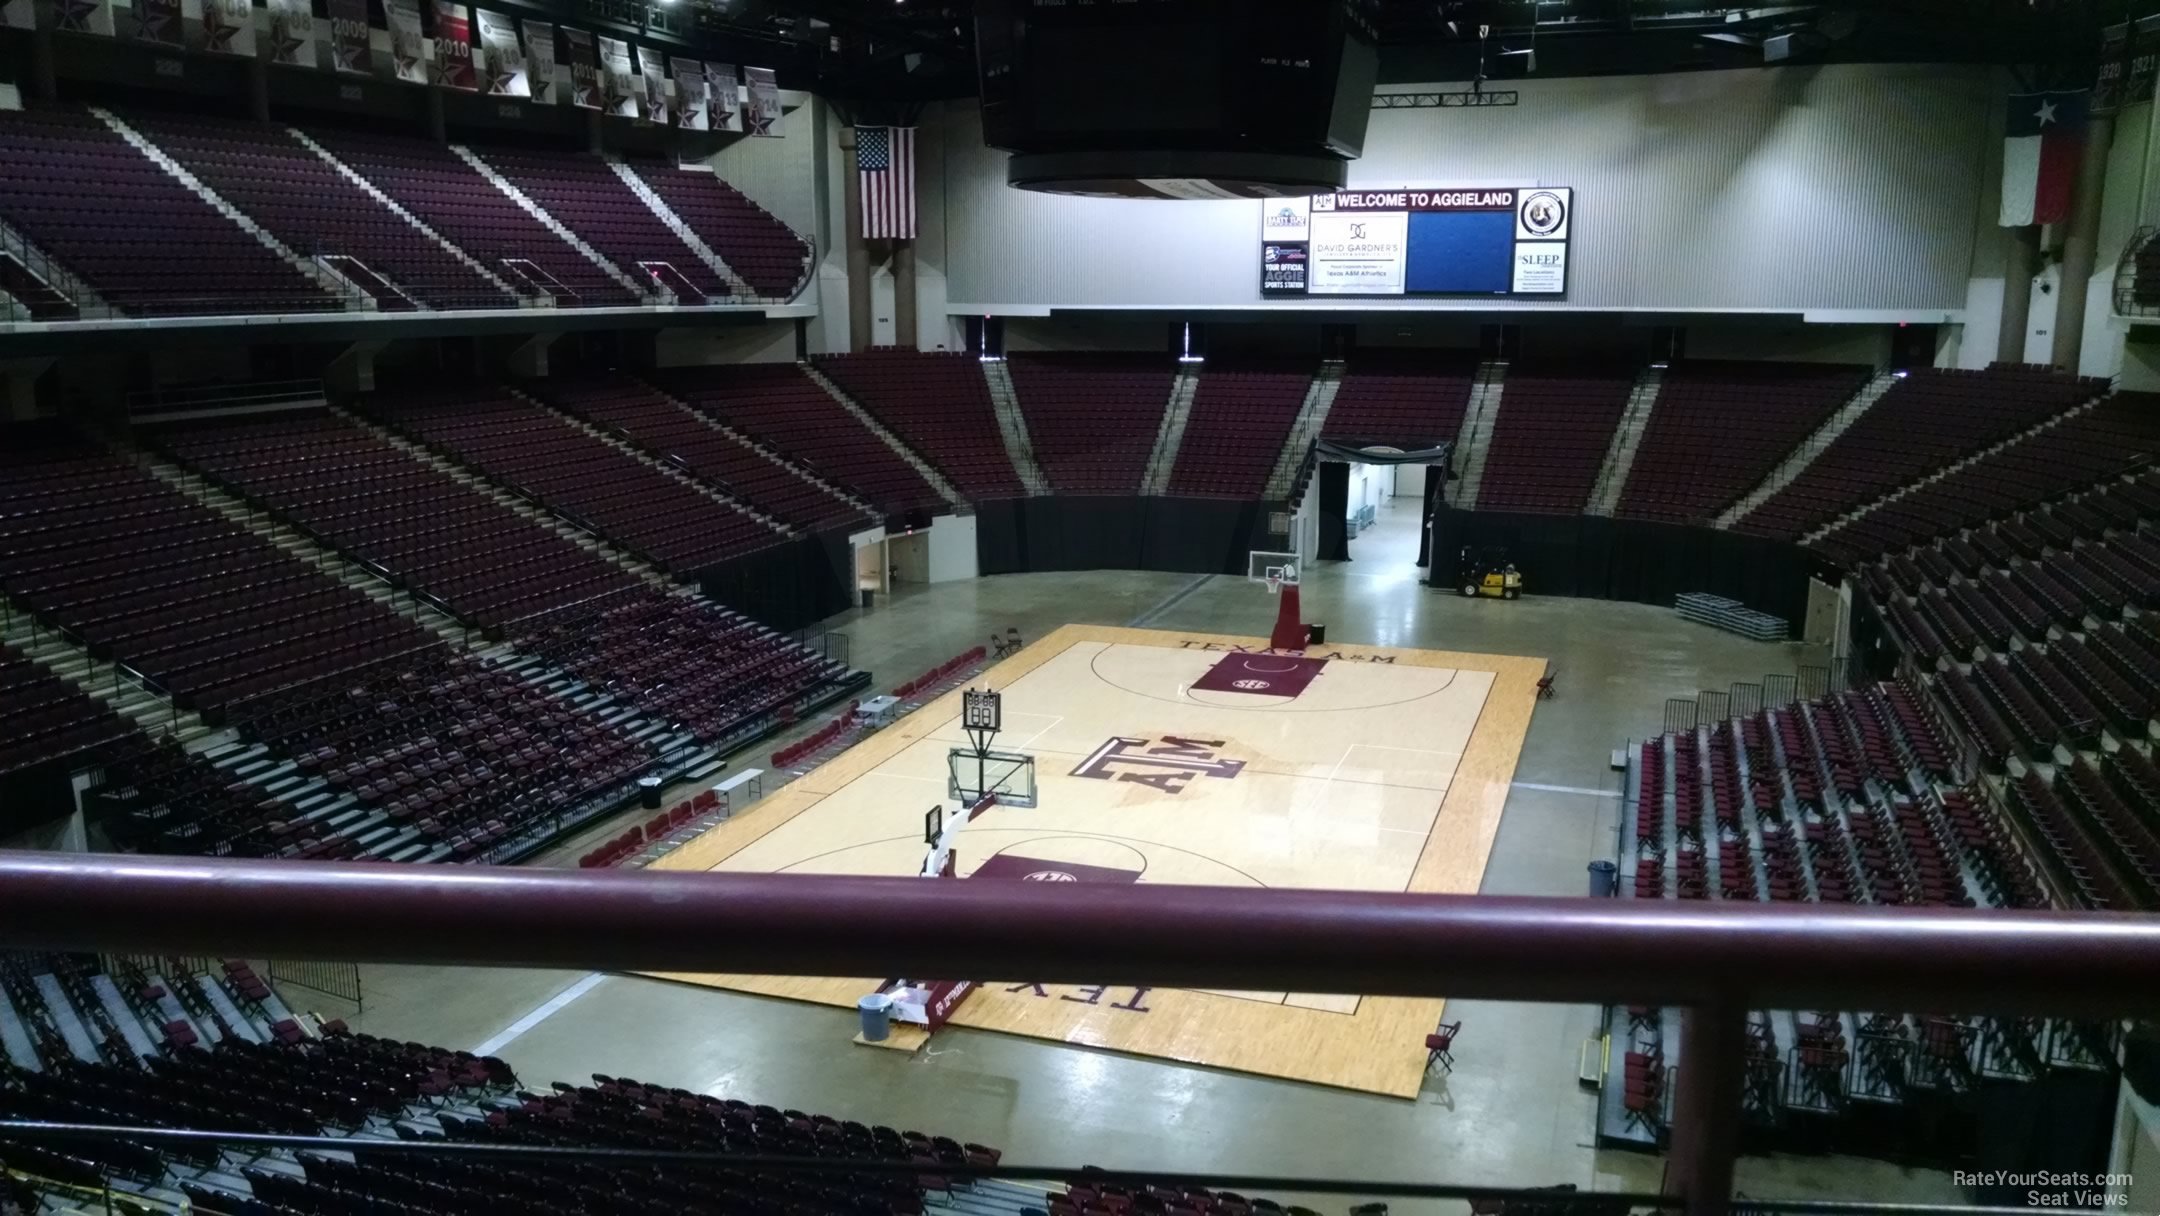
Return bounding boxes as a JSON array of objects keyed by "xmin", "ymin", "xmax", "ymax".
[
  {"xmin": 939, "ymin": 64, "xmax": 1997, "ymax": 316},
  {"xmin": 703, "ymin": 94, "xmax": 822, "ymax": 244}
]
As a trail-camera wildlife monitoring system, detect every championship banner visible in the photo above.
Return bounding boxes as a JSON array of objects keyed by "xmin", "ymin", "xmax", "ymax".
[
  {"xmin": 387, "ymin": 0, "xmax": 427, "ymax": 82},
  {"xmin": 201, "ymin": 0, "xmax": 251, "ymax": 55},
  {"xmin": 328, "ymin": 0, "xmax": 370, "ymax": 74},
  {"xmin": 635, "ymin": 43, "xmax": 668, "ymax": 125},
  {"xmin": 53, "ymin": 0, "xmax": 115, "ymax": 35},
  {"xmin": 705, "ymin": 61, "xmax": 741, "ymax": 133},
  {"xmin": 564, "ymin": 26, "xmax": 599, "ymax": 109},
  {"xmin": 2094, "ymin": 27, "xmax": 2159, "ymax": 115},
  {"xmin": 598, "ymin": 36, "xmax": 637, "ymax": 117},
  {"xmin": 2, "ymin": 0, "xmax": 33, "ymax": 30},
  {"xmin": 476, "ymin": 8, "xmax": 526, "ymax": 96},
  {"xmin": 521, "ymin": 19, "xmax": 555, "ymax": 103},
  {"xmin": 131, "ymin": 0, "xmax": 181, "ymax": 44},
  {"xmin": 430, "ymin": 0, "xmax": 475, "ymax": 90},
  {"xmin": 744, "ymin": 64, "xmax": 780, "ymax": 136},
  {"xmin": 266, "ymin": 0, "xmax": 315, "ymax": 68},
  {"xmin": 672, "ymin": 56, "xmax": 707, "ymax": 130}
]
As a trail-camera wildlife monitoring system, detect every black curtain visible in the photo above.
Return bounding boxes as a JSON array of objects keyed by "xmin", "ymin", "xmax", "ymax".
[
  {"xmin": 0, "ymin": 764, "xmax": 75, "ymax": 840},
  {"xmin": 1969, "ymin": 1071, "xmax": 2117, "ymax": 1206},
  {"xmin": 697, "ymin": 532, "xmax": 853, "ymax": 633},
  {"xmin": 1317, "ymin": 463, "xmax": 1350, "ymax": 562},
  {"xmin": 1428, "ymin": 505, "xmax": 1815, "ymax": 623},
  {"xmin": 976, "ymin": 496, "xmax": 1266, "ymax": 576},
  {"xmin": 1417, "ymin": 466, "xmax": 1443, "ymax": 568}
]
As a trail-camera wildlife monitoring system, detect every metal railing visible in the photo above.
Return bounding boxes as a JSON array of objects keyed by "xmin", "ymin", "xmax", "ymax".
[
  {"xmin": 266, "ymin": 958, "xmax": 363, "ymax": 1011},
  {"xmin": 2112, "ymin": 224, "xmax": 2159, "ymax": 319},
  {"xmin": 123, "ymin": 378, "xmax": 326, "ymax": 420},
  {"xmin": 3, "ymin": 852, "xmax": 2158, "ymax": 1214}
]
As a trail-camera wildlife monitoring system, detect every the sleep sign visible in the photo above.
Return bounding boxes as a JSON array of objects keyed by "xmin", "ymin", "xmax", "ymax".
[{"xmin": 1511, "ymin": 242, "xmax": 1568, "ymax": 294}]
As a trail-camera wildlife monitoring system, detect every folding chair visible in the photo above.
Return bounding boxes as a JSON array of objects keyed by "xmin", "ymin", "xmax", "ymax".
[{"xmin": 1423, "ymin": 1020, "xmax": 1460, "ymax": 1072}]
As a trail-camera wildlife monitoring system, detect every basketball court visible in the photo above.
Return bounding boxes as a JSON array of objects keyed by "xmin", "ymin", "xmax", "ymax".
[{"xmin": 647, "ymin": 619, "xmax": 1544, "ymax": 1098}]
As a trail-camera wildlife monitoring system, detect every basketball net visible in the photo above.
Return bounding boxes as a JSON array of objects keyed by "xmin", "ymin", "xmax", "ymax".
[{"xmin": 1269, "ymin": 580, "xmax": 1307, "ymax": 652}]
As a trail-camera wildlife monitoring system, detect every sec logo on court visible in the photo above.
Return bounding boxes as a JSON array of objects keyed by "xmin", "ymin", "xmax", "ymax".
[{"xmin": 1231, "ymin": 678, "xmax": 1271, "ymax": 691}]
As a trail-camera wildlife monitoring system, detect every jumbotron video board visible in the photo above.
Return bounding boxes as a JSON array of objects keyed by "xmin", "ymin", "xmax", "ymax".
[{"xmin": 1260, "ymin": 187, "xmax": 1573, "ymax": 298}]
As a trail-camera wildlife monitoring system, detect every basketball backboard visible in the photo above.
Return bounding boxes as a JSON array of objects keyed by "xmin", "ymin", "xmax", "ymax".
[
  {"xmin": 947, "ymin": 747, "xmax": 1038, "ymax": 808},
  {"xmin": 1247, "ymin": 550, "xmax": 1300, "ymax": 592}
]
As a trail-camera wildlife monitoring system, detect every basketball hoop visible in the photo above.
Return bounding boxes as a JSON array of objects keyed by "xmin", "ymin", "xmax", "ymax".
[{"xmin": 1265, "ymin": 575, "xmax": 1282, "ymax": 596}]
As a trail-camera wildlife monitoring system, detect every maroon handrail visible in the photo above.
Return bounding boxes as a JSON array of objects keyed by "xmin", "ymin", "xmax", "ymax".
[
  {"xmin": 5, "ymin": 851, "xmax": 2157, "ymax": 1215},
  {"xmin": 1, "ymin": 851, "xmax": 2156, "ymax": 1017}
]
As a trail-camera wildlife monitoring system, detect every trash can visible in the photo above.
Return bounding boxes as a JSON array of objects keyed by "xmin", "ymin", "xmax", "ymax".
[
  {"xmin": 860, "ymin": 588, "xmax": 875, "ymax": 610},
  {"xmin": 1587, "ymin": 860, "xmax": 1618, "ymax": 898},
  {"xmin": 638, "ymin": 775, "xmax": 664, "ymax": 811},
  {"xmin": 1308, "ymin": 623, "xmax": 1327, "ymax": 646},
  {"xmin": 857, "ymin": 992, "xmax": 893, "ymax": 1041}
]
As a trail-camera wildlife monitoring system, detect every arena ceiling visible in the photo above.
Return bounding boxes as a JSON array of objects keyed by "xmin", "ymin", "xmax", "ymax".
[{"xmin": 553, "ymin": 0, "xmax": 2147, "ymax": 105}]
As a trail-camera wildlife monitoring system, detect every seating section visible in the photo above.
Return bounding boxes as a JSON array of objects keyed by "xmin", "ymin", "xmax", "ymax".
[
  {"xmin": 472, "ymin": 147, "xmax": 730, "ymax": 302},
  {"xmin": 652, "ymin": 364, "xmax": 945, "ymax": 516},
  {"xmin": 1852, "ymin": 461, "xmax": 2160, "ymax": 913},
  {"xmin": 0, "ymin": 642, "xmax": 131, "ymax": 778},
  {"xmin": 302, "ymin": 127, "xmax": 640, "ymax": 308},
  {"xmin": 621, "ymin": 159, "xmax": 813, "ymax": 299},
  {"xmin": 1323, "ymin": 351, "xmax": 1478, "ymax": 449},
  {"xmin": 1739, "ymin": 366, "xmax": 2104, "ymax": 540},
  {"xmin": 509, "ymin": 592, "xmax": 852, "ymax": 743},
  {"xmin": 1813, "ymin": 392, "xmax": 2160, "ymax": 564},
  {"xmin": 0, "ymin": 952, "xmax": 1028, "ymax": 1216},
  {"xmin": 1007, "ymin": 352, "xmax": 1176, "ymax": 494},
  {"xmin": 360, "ymin": 389, "xmax": 785, "ymax": 574},
  {"xmin": 124, "ymin": 111, "xmax": 513, "ymax": 312},
  {"xmin": 1617, "ymin": 361, "xmax": 1871, "ymax": 524},
  {"xmin": 121, "ymin": 646, "xmax": 657, "ymax": 862},
  {"xmin": 817, "ymin": 351, "xmax": 1025, "ymax": 501},
  {"xmin": 534, "ymin": 375, "xmax": 868, "ymax": 533},
  {"xmin": 0, "ymin": 443, "xmax": 437, "ymax": 720},
  {"xmin": 159, "ymin": 411, "xmax": 640, "ymax": 631},
  {"xmin": 1476, "ymin": 365, "xmax": 1635, "ymax": 513},
  {"xmin": 1628, "ymin": 684, "xmax": 2029, "ymax": 912},
  {"xmin": 1615, "ymin": 680, "xmax": 2058, "ymax": 1133},
  {"xmin": 1167, "ymin": 360, "xmax": 1315, "ymax": 498},
  {"xmin": 0, "ymin": 107, "xmax": 336, "ymax": 317}
]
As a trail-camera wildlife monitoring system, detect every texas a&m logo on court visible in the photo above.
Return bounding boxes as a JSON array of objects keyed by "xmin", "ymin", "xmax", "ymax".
[{"xmin": 1069, "ymin": 736, "xmax": 1245, "ymax": 795}]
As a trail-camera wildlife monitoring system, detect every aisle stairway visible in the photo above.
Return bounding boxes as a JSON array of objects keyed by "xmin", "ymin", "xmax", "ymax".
[
  {"xmin": 91, "ymin": 107, "xmax": 356, "ymax": 309},
  {"xmin": 1587, "ymin": 365, "xmax": 1665, "ymax": 515},
  {"xmin": 1141, "ymin": 365, "xmax": 1201, "ymax": 496},
  {"xmin": 981, "ymin": 359, "xmax": 1051, "ymax": 495},
  {"xmin": 1263, "ymin": 361, "xmax": 1343, "ymax": 500},
  {"xmin": 1450, "ymin": 360, "xmax": 1509, "ymax": 507},
  {"xmin": 1714, "ymin": 370, "xmax": 1900, "ymax": 529},
  {"xmin": 450, "ymin": 145, "xmax": 650, "ymax": 302},
  {"xmin": 799, "ymin": 360, "xmax": 968, "ymax": 510}
]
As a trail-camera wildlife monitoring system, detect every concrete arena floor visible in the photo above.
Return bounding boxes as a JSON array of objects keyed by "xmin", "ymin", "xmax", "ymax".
[{"xmin": 302, "ymin": 497, "xmax": 1961, "ymax": 1211}]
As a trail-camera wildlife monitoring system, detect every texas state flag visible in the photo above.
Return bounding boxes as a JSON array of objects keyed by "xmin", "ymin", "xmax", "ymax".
[{"xmin": 2000, "ymin": 90, "xmax": 2089, "ymax": 227}]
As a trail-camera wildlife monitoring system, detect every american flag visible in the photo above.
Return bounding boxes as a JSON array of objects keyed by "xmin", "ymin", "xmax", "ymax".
[{"xmin": 858, "ymin": 126, "xmax": 916, "ymax": 240}]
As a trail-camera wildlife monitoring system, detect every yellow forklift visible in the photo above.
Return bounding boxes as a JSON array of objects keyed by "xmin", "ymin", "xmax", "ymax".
[{"xmin": 1455, "ymin": 546, "xmax": 1523, "ymax": 600}]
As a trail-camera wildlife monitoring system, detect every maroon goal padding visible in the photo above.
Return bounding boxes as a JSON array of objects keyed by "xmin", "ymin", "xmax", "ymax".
[{"xmin": 1190, "ymin": 652, "xmax": 1327, "ymax": 699}]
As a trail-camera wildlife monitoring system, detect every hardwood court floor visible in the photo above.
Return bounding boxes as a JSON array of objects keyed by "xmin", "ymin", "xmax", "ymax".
[{"xmin": 648, "ymin": 624, "xmax": 1544, "ymax": 1097}]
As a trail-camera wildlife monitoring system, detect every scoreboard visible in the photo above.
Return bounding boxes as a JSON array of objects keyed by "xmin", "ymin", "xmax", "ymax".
[{"xmin": 1261, "ymin": 187, "xmax": 1572, "ymax": 298}]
